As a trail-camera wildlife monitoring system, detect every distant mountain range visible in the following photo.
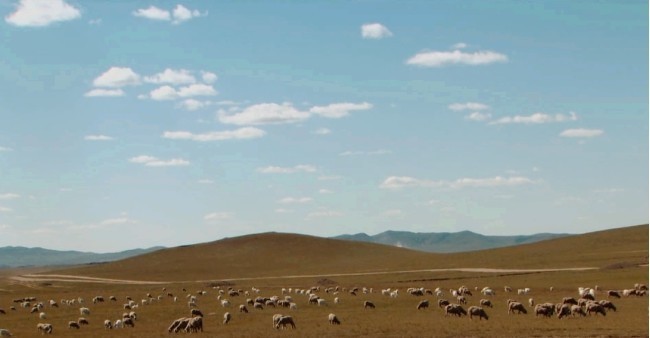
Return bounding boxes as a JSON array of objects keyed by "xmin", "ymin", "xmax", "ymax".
[
  {"xmin": 333, "ymin": 230, "xmax": 569, "ymax": 253},
  {"xmin": 0, "ymin": 246, "xmax": 164, "ymax": 268},
  {"xmin": 0, "ymin": 230, "xmax": 569, "ymax": 268}
]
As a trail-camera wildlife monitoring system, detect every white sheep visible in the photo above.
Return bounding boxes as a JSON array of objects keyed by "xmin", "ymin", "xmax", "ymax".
[
  {"xmin": 221, "ymin": 299, "xmax": 231, "ymax": 308},
  {"xmin": 223, "ymin": 312, "xmax": 231, "ymax": 324},
  {"xmin": 79, "ymin": 307, "xmax": 90, "ymax": 316},
  {"xmin": 328, "ymin": 313, "xmax": 341, "ymax": 325},
  {"xmin": 317, "ymin": 298, "xmax": 327, "ymax": 306},
  {"xmin": 36, "ymin": 323, "xmax": 53, "ymax": 335},
  {"xmin": 39, "ymin": 312, "xmax": 46, "ymax": 319},
  {"xmin": 0, "ymin": 329, "xmax": 12, "ymax": 337},
  {"xmin": 104, "ymin": 319, "xmax": 113, "ymax": 329}
]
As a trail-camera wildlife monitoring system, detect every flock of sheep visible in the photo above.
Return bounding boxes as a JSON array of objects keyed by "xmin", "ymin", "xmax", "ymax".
[{"xmin": 0, "ymin": 282, "xmax": 646, "ymax": 335}]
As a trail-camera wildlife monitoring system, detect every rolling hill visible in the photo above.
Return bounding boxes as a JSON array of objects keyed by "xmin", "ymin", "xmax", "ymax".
[
  {"xmin": 334, "ymin": 230, "xmax": 568, "ymax": 253},
  {"xmin": 54, "ymin": 224, "xmax": 648, "ymax": 282}
]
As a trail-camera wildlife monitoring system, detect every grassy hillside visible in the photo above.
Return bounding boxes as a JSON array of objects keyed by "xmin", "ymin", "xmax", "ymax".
[
  {"xmin": 0, "ymin": 246, "xmax": 164, "ymax": 268},
  {"xmin": 55, "ymin": 224, "xmax": 648, "ymax": 282}
]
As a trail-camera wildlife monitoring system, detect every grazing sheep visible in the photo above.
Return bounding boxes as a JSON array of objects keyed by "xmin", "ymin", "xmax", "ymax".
[
  {"xmin": 104, "ymin": 319, "xmax": 112, "ymax": 329},
  {"xmin": 36, "ymin": 323, "xmax": 53, "ymax": 335},
  {"xmin": 123, "ymin": 317, "xmax": 135, "ymax": 328},
  {"xmin": 363, "ymin": 301, "xmax": 375, "ymax": 309},
  {"xmin": 607, "ymin": 290, "xmax": 621, "ymax": 298},
  {"xmin": 289, "ymin": 303, "xmax": 298, "ymax": 310},
  {"xmin": 114, "ymin": 319, "xmax": 123, "ymax": 329},
  {"xmin": 479, "ymin": 299, "xmax": 493, "ymax": 308},
  {"xmin": 272, "ymin": 314, "xmax": 284, "ymax": 328},
  {"xmin": 444, "ymin": 304, "xmax": 467, "ymax": 317},
  {"xmin": 168, "ymin": 317, "xmax": 189, "ymax": 333},
  {"xmin": 78, "ymin": 317, "xmax": 89, "ymax": 325},
  {"xmin": 186, "ymin": 316, "xmax": 203, "ymax": 333},
  {"xmin": 528, "ymin": 298, "xmax": 534, "ymax": 307},
  {"xmin": 68, "ymin": 321, "xmax": 80, "ymax": 329},
  {"xmin": 508, "ymin": 302, "xmax": 527, "ymax": 314},
  {"xmin": 317, "ymin": 298, "xmax": 327, "ymax": 306},
  {"xmin": 581, "ymin": 293, "xmax": 595, "ymax": 301},
  {"xmin": 275, "ymin": 315, "xmax": 296, "ymax": 329},
  {"xmin": 586, "ymin": 303, "xmax": 607, "ymax": 316},
  {"xmin": 0, "ymin": 309, "xmax": 4, "ymax": 315},
  {"xmin": 468, "ymin": 306, "xmax": 488, "ymax": 320},
  {"xmin": 534, "ymin": 304, "xmax": 554, "ymax": 317},
  {"xmin": 239, "ymin": 304, "xmax": 249, "ymax": 313},
  {"xmin": 562, "ymin": 297, "xmax": 578, "ymax": 305},
  {"xmin": 557, "ymin": 304, "xmax": 571, "ymax": 319},
  {"xmin": 457, "ymin": 295, "xmax": 467, "ymax": 304},
  {"xmin": 39, "ymin": 312, "xmax": 46, "ymax": 319},
  {"xmin": 438, "ymin": 299, "xmax": 450, "ymax": 308},
  {"xmin": 571, "ymin": 304, "xmax": 586, "ymax": 317},
  {"xmin": 0, "ymin": 329, "xmax": 11, "ymax": 337},
  {"xmin": 223, "ymin": 312, "xmax": 231, "ymax": 324},
  {"xmin": 417, "ymin": 299, "xmax": 429, "ymax": 310},
  {"xmin": 328, "ymin": 313, "xmax": 341, "ymax": 325},
  {"xmin": 191, "ymin": 309, "xmax": 204, "ymax": 317},
  {"xmin": 79, "ymin": 307, "xmax": 90, "ymax": 316},
  {"xmin": 221, "ymin": 299, "xmax": 231, "ymax": 308},
  {"xmin": 598, "ymin": 300, "xmax": 617, "ymax": 312},
  {"xmin": 254, "ymin": 302, "xmax": 264, "ymax": 310}
]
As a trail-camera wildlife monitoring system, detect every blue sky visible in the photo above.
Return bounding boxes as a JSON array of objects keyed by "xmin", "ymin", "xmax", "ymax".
[{"xmin": 0, "ymin": 0, "xmax": 647, "ymax": 252}]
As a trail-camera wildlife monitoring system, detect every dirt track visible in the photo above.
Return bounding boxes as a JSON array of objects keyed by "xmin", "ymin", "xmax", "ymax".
[{"xmin": 8, "ymin": 267, "xmax": 599, "ymax": 285}]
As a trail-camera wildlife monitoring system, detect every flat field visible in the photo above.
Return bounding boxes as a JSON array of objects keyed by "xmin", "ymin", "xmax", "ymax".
[{"xmin": 0, "ymin": 225, "xmax": 647, "ymax": 337}]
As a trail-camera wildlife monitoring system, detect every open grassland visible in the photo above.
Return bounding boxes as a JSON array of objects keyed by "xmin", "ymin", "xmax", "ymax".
[{"xmin": 0, "ymin": 224, "xmax": 646, "ymax": 337}]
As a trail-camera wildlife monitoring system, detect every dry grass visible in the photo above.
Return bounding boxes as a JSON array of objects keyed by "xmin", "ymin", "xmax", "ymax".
[{"xmin": 0, "ymin": 224, "xmax": 647, "ymax": 337}]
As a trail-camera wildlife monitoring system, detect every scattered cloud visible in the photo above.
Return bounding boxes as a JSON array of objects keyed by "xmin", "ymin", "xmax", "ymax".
[
  {"xmin": 162, "ymin": 127, "xmax": 266, "ymax": 141},
  {"xmin": 129, "ymin": 155, "xmax": 190, "ymax": 167},
  {"xmin": 0, "ymin": 193, "xmax": 20, "ymax": 200},
  {"xmin": 380, "ymin": 176, "xmax": 534, "ymax": 189},
  {"xmin": 274, "ymin": 208, "xmax": 293, "ymax": 213},
  {"xmin": 318, "ymin": 189, "xmax": 333, "ymax": 194},
  {"xmin": 84, "ymin": 135, "xmax": 113, "ymax": 141},
  {"xmin": 204, "ymin": 212, "xmax": 231, "ymax": 221},
  {"xmin": 448, "ymin": 102, "xmax": 489, "ymax": 111},
  {"xmin": 464, "ymin": 112, "xmax": 492, "ymax": 121},
  {"xmin": 489, "ymin": 112, "xmax": 578, "ymax": 125},
  {"xmin": 144, "ymin": 68, "xmax": 196, "ymax": 85},
  {"xmin": 101, "ymin": 217, "xmax": 136, "ymax": 225},
  {"xmin": 178, "ymin": 99, "xmax": 211, "ymax": 111},
  {"xmin": 313, "ymin": 128, "xmax": 331, "ymax": 135},
  {"xmin": 148, "ymin": 84, "xmax": 217, "ymax": 100},
  {"xmin": 133, "ymin": 4, "xmax": 205, "ymax": 24},
  {"xmin": 201, "ymin": 71, "xmax": 218, "ymax": 84},
  {"xmin": 92, "ymin": 67, "xmax": 141, "ymax": 88},
  {"xmin": 309, "ymin": 102, "xmax": 372, "ymax": 118},
  {"xmin": 278, "ymin": 197, "xmax": 313, "ymax": 204},
  {"xmin": 339, "ymin": 149, "xmax": 391, "ymax": 156},
  {"xmin": 218, "ymin": 103, "xmax": 309, "ymax": 125},
  {"xmin": 406, "ymin": 50, "xmax": 508, "ymax": 67},
  {"xmin": 361, "ymin": 23, "xmax": 393, "ymax": 39},
  {"xmin": 0, "ymin": 146, "xmax": 13, "ymax": 152},
  {"xmin": 0, "ymin": 206, "xmax": 12, "ymax": 212},
  {"xmin": 84, "ymin": 88, "xmax": 125, "ymax": 97},
  {"xmin": 5, "ymin": 0, "xmax": 81, "ymax": 27},
  {"xmin": 559, "ymin": 128, "xmax": 604, "ymax": 138},
  {"xmin": 257, "ymin": 165, "xmax": 316, "ymax": 174},
  {"xmin": 149, "ymin": 85, "xmax": 178, "ymax": 100}
]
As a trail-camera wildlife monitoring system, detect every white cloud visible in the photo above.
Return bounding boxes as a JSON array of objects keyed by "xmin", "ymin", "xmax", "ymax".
[
  {"xmin": 490, "ymin": 112, "xmax": 578, "ymax": 125},
  {"xmin": 219, "ymin": 103, "xmax": 310, "ymax": 125},
  {"xmin": 318, "ymin": 189, "xmax": 332, "ymax": 194},
  {"xmin": 448, "ymin": 102, "xmax": 489, "ymax": 111},
  {"xmin": 406, "ymin": 50, "xmax": 508, "ymax": 67},
  {"xmin": 84, "ymin": 88, "xmax": 125, "ymax": 97},
  {"xmin": 278, "ymin": 197, "xmax": 313, "ymax": 204},
  {"xmin": 132, "ymin": 6, "xmax": 170, "ymax": 21},
  {"xmin": 84, "ymin": 135, "xmax": 113, "ymax": 141},
  {"xmin": 177, "ymin": 83, "xmax": 217, "ymax": 97},
  {"xmin": 257, "ymin": 165, "xmax": 316, "ymax": 174},
  {"xmin": 0, "ymin": 146, "xmax": 13, "ymax": 152},
  {"xmin": 162, "ymin": 127, "xmax": 266, "ymax": 141},
  {"xmin": 172, "ymin": 4, "xmax": 205, "ymax": 24},
  {"xmin": 361, "ymin": 23, "xmax": 393, "ymax": 39},
  {"xmin": 204, "ymin": 212, "xmax": 231, "ymax": 221},
  {"xmin": 92, "ymin": 67, "xmax": 141, "ymax": 88},
  {"xmin": 313, "ymin": 128, "xmax": 331, "ymax": 135},
  {"xmin": 201, "ymin": 71, "xmax": 218, "ymax": 84},
  {"xmin": 0, "ymin": 193, "xmax": 20, "ymax": 200},
  {"xmin": 380, "ymin": 176, "xmax": 534, "ymax": 189},
  {"xmin": 178, "ymin": 99, "xmax": 211, "ymax": 111},
  {"xmin": 339, "ymin": 149, "xmax": 391, "ymax": 156},
  {"xmin": 149, "ymin": 85, "xmax": 178, "ymax": 100},
  {"xmin": 144, "ymin": 68, "xmax": 196, "ymax": 85},
  {"xmin": 309, "ymin": 102, "xmax": 372, "ymax": 118},
  {"xmin": 464, "ymin": 112, "xmax": 492, "ymax": 121},
  {"xmin": 274, "ymin": 208, "xmax": 293, "ymax": 213},
  {"xmin": 0, "ymin": 206, "xmax": 12, "ymax": 212},
  {"xmin": 129, "ymin": 155, "xmax": 190, "ymax": 167},
  {"xmin": 5, "ymin": 0, "xmax": 81, "ymax": 27},
  {"xmin": 101, "ymin": 217, "xmax": 136, "ymax": 225},
  {"xmin": 559, "ymin": 128, "xmax": 604, "ymax": 138}
]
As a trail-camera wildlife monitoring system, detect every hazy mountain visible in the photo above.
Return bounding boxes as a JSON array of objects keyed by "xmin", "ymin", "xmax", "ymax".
[
  {"xmin": 0, "ymin": 246, "xmax": 165, "ymax": 268},
  {"xmin": 333, "ymin": 230, "xmax": 569, "ymax": 253}
]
